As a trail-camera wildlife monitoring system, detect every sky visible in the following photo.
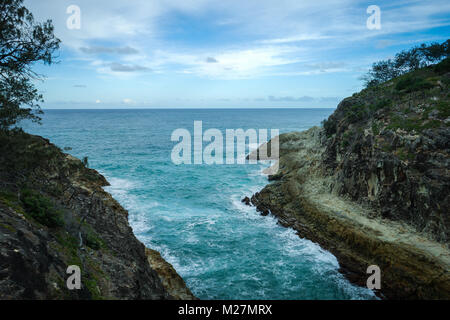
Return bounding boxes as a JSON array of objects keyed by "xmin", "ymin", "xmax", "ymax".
[{"xmin": 25, "ymin": 0, "xmax": 450, "ymax": 109}]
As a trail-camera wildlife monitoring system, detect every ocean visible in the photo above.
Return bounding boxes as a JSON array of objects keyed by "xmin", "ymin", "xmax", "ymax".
[{"xmin": 22, "ymin": 108, "xmax": 376, "ymax": 300}]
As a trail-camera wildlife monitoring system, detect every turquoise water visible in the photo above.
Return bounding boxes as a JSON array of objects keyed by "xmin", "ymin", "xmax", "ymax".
[{"xmin": 23, "ymin": 109, "xmax": 376, "ymax": 300}]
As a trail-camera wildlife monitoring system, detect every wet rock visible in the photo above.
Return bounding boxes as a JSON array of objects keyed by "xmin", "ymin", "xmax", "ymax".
[{"xmin": 241, "ymin": 196, "xmax": 251, "ymax": 206}]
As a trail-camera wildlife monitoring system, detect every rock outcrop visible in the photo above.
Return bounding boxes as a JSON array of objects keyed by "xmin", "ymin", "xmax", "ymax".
[
  {"xmin": 249, "ymin": 59, "xmax": 450, "ymax": 299},
  {"xmin": 0, "ymin": 130, "xmax": 195, "ymax": 300}
]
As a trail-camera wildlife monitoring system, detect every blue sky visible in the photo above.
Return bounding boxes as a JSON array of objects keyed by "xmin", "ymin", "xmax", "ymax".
[{"xmin": 25, "ymin": 0, "xmax": 450, "ymax": 109}]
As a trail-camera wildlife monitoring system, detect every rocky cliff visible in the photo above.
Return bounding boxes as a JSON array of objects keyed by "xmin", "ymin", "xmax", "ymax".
[
  {"xmin": 249, "ymin": 58, "xmax": 450, "ymax": 299},
  {"xmin": 0, "ymin": 130, "xmax": 195, "ymax": 300}
]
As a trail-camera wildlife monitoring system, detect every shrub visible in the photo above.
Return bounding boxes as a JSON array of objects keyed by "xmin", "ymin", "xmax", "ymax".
[
  {"xmin": 341, "ymin": 131, "xmax": 352, "ymax": 148},
  {"xmin": 395, "ymin": 76, "xmax": 433, "ymax": 92},
  {"xmin": 372, "ymin": 123, "xmax": 380, "ymax": 136},
  {"xmin": 346, "ymin": 105, "xmax": 367, "ymax": 123},
  {"xmin": 322, "ymin": 117, "xmax": 337, "ymax": 137},
  {"xmin": 362, "ymin": 40, "xmax": 449, "ymax": 88},
  {"xmin": 436, "ymin": 101, "xmax": 450, "ymax": 118},
  {"xmin": 20, "ymin": 189, "xmax": 64, "ymax": 228},
  {"xmin": 370, "ymin": 99, "xmax": 391, "ymax": 112},
  {"xmin": 434, "ymin": 57, "xmax": 450, "ymax": 74}
]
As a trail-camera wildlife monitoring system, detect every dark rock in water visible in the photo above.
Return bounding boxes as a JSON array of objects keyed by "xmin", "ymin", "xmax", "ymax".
[
  {"xmin": 241, "ymin": 196, "xmax": 251, "ymax": 206},
  {"xmin": 0, "ymin": 131, "xmax": 195, "ymax": 300}
]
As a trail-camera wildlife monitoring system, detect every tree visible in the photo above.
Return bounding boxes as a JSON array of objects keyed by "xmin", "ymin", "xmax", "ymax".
[
  {"xmin": 362, "ymin": 59, "xmax": 399, "ymax": 87},
  {"xmin": 394, "ymin": 47, "xmax": 423, "ymax": 73},
  {"xmin": 419, "ymin": 40, "xmax": 450, "ymax": 63},
  {"xmin": 0, "ymin": 0, "xmax": 60, "ymax": 130},
  {"xmin": 362, "ymin": 40, "xmax": 449, "ymax": 88}
]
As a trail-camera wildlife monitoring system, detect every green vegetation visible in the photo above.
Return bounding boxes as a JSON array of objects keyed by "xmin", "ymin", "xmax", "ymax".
[
  {"xmin": 83, "ymin": 225, "xmax": 105, "ymax": 250},
  {"xmin": 434, "ymin": 57, "xmax": 450, "ymax": 74},
  {"xmin": 387, "ymin": 114, "xmax": 442, "ymax": 132},
  {"xmin": 435, "ymin": 101, "xmax": 450, "ymax": 119},
  {"xmin": 321, "ymin": 117, "xmax": 337, "ymax": 137},
  {"xmin": 341, "ymin": 131, "xmax": 352, "ymax": 148},
  {"xmin": 369, "ymin": 99, "xmax": 392, "ymax": 113},
  {"xmin": 362, "ymin": 40, "xmax": 449, "ymax": 88},
  {"xmin": 395, "ymin": 76, "xmax": 434, "ymax": 92},
  {"xmin": 396, "ymin": 148, "xmax": 414, "ymax": 162},
  {"xmin": 345, "ymin": 105, "xmax": 367, "ymax": 123},
  {"xmin": 0, "ymin": 222, "xmax": 16, "ymax": 233},
  {"xmin": 83, "ymin": 278, "xmax": 102, "ymax": 300},
  {"xmin": 0, "ymin": 0, "xmax": 60, "ymax": 130},
  {"xmin": 371, "ymin": 122, "xmax": 380, "ymax": 136},
  {"xmin": 0, "ymin": 190, "xmax": 25, "ymax": 215},
  {"xmin": 20, "ymin": 189, "xmax": 64, "ymax": 228}
]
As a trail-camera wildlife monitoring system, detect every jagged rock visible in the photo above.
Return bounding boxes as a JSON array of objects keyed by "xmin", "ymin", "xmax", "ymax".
[
  {"xmin": 241, "ymin": 196, "xmax": 251, "ymax": 206},
  {"xmin": 0, "ymin": 131, "xmax": 195, "ymax": 300},
  {"xmin": 251, "ymin": 64, "xmax": 450, "ymax": 299},
  {"xmin": 145, "ymin": 248, "xmax": 197, "ymax": 300}
]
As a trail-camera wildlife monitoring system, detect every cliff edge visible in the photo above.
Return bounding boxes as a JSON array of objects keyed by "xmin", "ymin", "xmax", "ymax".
[
  {"xmin": 250, "ymin": 58, "xmax": 450, "ymax": 299},
  {"xmin": 0, "ymin": 130, "xmax": 195, "ymax": 300}
]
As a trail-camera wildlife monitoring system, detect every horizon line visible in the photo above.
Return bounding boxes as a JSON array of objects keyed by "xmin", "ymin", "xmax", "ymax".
[{"xmin": 41, "ymin": 107, "xmax": 337, "ymax": 110}]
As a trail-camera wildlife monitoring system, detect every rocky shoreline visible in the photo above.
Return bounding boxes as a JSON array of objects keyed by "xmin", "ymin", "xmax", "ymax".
[
  {"xmin": 245, "ymin": 61, "xmax": 450, "ymax": 299},
  {"xmin": 0, "ymin": 131, "xmax": 195, "ymax": 300},
  {"xmin": 246, "ymin": 127, "xmax": 449, "ymax": 299}
]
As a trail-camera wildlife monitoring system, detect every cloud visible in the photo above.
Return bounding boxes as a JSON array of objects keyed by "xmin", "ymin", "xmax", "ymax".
[
  {"xmin": 108, "ymin": 62, "xmax": 150, "ymax": 72},
  {"xmin": 122, "ymin": 98, "xmax": 135, "ymax": 104},
  {"xmin": 73, "ymin": 84, "xmax": 87, "ymax": 88},
  {"xmin": 259, "ymin": 34, "xmax": 331, "ymax": 44},
  {"xmin": 79, "ymin": 46, "xmax": 139, "ymax": 55},
  {"xmin": 205, "ymin": 57, "xmax": 218, "ymax": 63},
  {"xmin": 266, "ymin": 96, "xmax": 341, "ymax": 104},
  {"xmin": 268, "ymin": 96, "xmax": 315, "ymax": 102},
  {"xmin": 303, "ymin": 61, "xmax": 348, "ymax": 73}
]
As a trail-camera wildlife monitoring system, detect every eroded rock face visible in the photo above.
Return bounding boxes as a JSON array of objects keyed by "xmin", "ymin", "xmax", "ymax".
[
  {"xmin": 0, "ymin": 131, "xmax": 195, "ymax": 300},
  {"xmin": 250, "ymin": 64, "xmax": 450, "ymax": 299},
  {"xmin": 145, "ymin": 248, "xmax": 197, "ymax": 300},
  {"xmin": 324, "ymin": 98, "xmax": 449, "ymax": 243}
]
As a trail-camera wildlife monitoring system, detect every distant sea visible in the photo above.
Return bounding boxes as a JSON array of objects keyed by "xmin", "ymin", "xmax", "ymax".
[{"xmin": 23, "ymin": 108, "xmax": 376, "ymax": 300}]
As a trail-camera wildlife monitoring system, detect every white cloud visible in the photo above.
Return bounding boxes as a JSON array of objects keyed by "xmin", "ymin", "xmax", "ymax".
[
  {"xmin": 122, "ymin": 98, "xmax": 135, "ymax": 104},
  {"xmin": 259, "ymin": 34, "xmax": 332, "ymax": 44},
  {"xmin": 24, "ymin": 0, "xmax": 450, "ymax": 80}
]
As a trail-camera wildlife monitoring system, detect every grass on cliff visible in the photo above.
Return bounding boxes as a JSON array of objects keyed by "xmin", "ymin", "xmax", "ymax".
[
  {"xmin": 20, "ymin": 189, "xmax": 64, "ymax": 228},
  {"xmin": 0, "ymin": 189, "xmax": 63, "ymax": 228},
  {"xmin": 322, "ymin": 57, "xmax": 450, "ymax": 140}
]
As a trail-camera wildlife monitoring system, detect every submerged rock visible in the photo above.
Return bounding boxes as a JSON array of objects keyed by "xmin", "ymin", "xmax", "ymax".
[{"xmin": 241, "ymin": 196, "xmax": 251, "ymax": 206}]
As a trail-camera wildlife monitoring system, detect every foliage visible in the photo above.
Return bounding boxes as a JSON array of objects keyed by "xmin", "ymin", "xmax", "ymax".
[
  {"xmin": 395, "ymin": 76, "xmax": 434, "ymax": 93},
  {"xmin": 371, "ymin": 122, "xmax": 380, "ymax": 136},
  {"xmin": 387, "ymin": 115, "xmax": 442, "ymax": 132},
  {"xmin": 322, "ymin": 117, "xmax": 337, "ymax": 137},
  {"xmin": 362, "ymin": 40, "xmax": 449, "ymax": 88},
  {"xmin": 436, "ymin": 101, "xmax": 450, "ymax": 119},
  {"xmin": 20, "ymin": 189, "xmax": 64, "ymax": 228},
  {"xmin": 434, "ymin": 57, "xmax": 450, "ymax": 74},
  {"xmin": 0, "ymin": 0, "xmax": 60, "ymax": 130},
  {"xmin": 369, "ymin": 98, "xmax": 391, "ymax": 112}
]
